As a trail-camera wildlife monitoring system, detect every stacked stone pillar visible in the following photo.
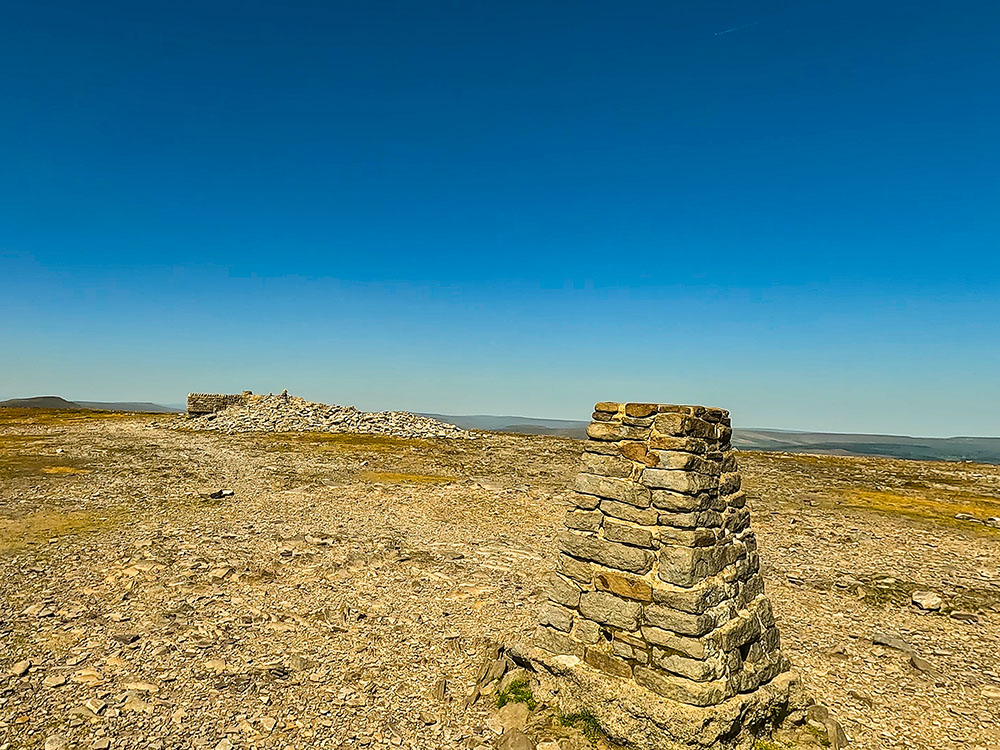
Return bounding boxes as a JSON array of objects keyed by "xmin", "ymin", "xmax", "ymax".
[{"xmin": 536, "ymin": 401, "xmax": 789, "ymax": 709}]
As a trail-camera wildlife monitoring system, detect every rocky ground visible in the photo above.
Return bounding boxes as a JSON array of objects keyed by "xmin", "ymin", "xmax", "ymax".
[{"xmin": 1, "ymin": 409, "xmax": 999, "ymax": 750}]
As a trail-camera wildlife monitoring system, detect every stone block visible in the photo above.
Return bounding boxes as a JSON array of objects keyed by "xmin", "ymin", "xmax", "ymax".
[
  {"xmin": 535, "ymin": 626, "xmax": 585, "ymax": 658},
  {"xmin": 647, "ymin": 451, "xmax": 720, "ymax": 476},
  {"xmin": 540, "ymin": 603, "xmax": 575, "ymax": 632},
  {"xmin": 583, "ymin": 439, "xmax": 625, "ymax": 456},
  {"xmin": 600, "ymin": 499, "xmax": 659, "ymax": 526},
  {"xmin": 718, "ymin": 472, "xmax": 742, "ymax": 495},
  {"xmin": 657, "ymin": 545, "xmax": 733, "ymax": 587},
  {"xmin": 650, "ymin": 489, "xmax": 713, "ymax": 513},
  {"xmin": 575, "ymin": 473, "xmax": 651, "ymax": 507},
  {"xmin": 619, "ymin": 441, "xmax": 658, "ymax": 466},
  {"xmin": 557, "ymin": 553, "xmax": 592, "ymax": 584},
  {"xmin": 565, "ymin": 509, "xmax": 604, "ymax": 533},
  {"xmin": 647, "ymin": 434, "xmax": 709, "ymax": 454},
  {"xmin": 612, "ymin": 639, "xmax": 635, "ymax": 659},
  {"xmin": 579, "ymin": 591, "xmax": 641, "ymax": 631},
  {"xmin": 569, "ymin": 492, "xmax": 600, "ymax": 510},
  {"xmin": 613, "ymin": 630, "xmax": 646, "ymax": 648},
  {"xmin": 573, "ymin": 618, "xmax": 602, "ymax": 644},
  {"xmin": 657, "ymin": 509, "xmax": 723, "ymax": 529},
  {"xmin": 653, "ymin": 413, "xmax": 717, "ymax": 440},
  {"xmin": 641, "ymin": 469, "xmax": 717, "ymax": 495},
  {"xmin": 581, "ymin": 451, "xmax": 633, "ymax": 478},
  {"xmin": 624, "ymin": 403, "xmax": 658, "ymax": 418},
  {"xmin": 643, "ymin": 604, "xmax": 716, "ymax": 637},
  {"xmin": 730, "ymin": 651, "xmax": 788, "ymax": 694},
  {"xmin": 560, "ymin": 531, "xmax": 654, "ymax": 575},
  {"xmin": 603, "ymin": 520, "xmax": 654, "ymax": 549},
  {"xmin": 640, "ymin": 626, "xmax": 707, "ymax": 659},
  {"xmin": 652, "ymin": 412, "xmax": 687, "ymax": 436},
  {"xmin": 702, "ymin": 407, "xmax": 728, "ymax": 423},
  {"xmin": 587, "ymin": 421, "xmax": 648, "ymax": 442},
  {"xmin": 593, "ymin": 569, "xmax": 653, "ymax": 602},
  {"xmin": 656, "ymin": 404, "xmax": 692, "ymax": 414},
  {"xmin": 651, "ymin": 648, "xmax": 723, "ymax": 682},
  {"xmin": 594, "ymin": 401, "xmax": 620, "ymax": 413},
  {"xmin": 723, "ymin": 507, "xmax": 751, "ymax": 535},
  {"xmin": 658, "ymin": 526, "xmax": 717, "ymax": 547},
  {"xmin": 633, "ymin": 667, "xmax": 728, "ymax": 707},
  {"xmin": 652, "ymin": 577, "xmax": 729, "ymax": 614},
  {"xmin": 710, "ymin": 606, "xmax": 762, "ymax": 652},
  {"xmin": 737, "ymin": 574, "xmax": 765, "ymax": 607},
  {"xmin": 585, "ymin": 646, "xmax": 633, "ymax": 678},
  {"xmin": 726, "ymin": 491, "xmax": 747, "ymax": 509},
  {"xmin": 547, "ymin": 573, "xmax": 582, "ymax": 608}
]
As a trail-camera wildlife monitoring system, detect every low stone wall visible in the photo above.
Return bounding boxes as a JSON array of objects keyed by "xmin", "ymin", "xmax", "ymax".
[{"xmin": 186, "ymin": 392, "xmax": 248, "ymax": 415}]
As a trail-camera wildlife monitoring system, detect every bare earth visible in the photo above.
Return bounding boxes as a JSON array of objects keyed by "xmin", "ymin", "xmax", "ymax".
[{"xmin": 2, "ymin": 410, "xmax": 999, "ymax": 750}]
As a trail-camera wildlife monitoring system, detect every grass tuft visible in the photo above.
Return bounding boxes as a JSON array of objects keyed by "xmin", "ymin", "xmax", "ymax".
[
  {"xmin": 559, "ymin": 709, "xmax": 602, "ymax": 744},
  {"xmin": 496, "ymin": 676, "xmax": 536, "ymax": 710}
]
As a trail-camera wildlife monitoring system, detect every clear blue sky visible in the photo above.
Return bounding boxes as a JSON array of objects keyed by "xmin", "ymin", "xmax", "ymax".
[{"xmin": 2, "ymin": 1, "xmax": 998, "ymax": 436}]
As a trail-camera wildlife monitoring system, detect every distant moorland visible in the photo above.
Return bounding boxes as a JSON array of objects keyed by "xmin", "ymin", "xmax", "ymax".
[{"xmin": 1, "ymin": 398, "xmax": 996, "ymax": 464}]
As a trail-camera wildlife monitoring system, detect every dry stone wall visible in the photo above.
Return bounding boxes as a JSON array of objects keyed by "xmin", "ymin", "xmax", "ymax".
[
  {"xmin": 536, "ymin": 401, "xmax": 789, "ymax": 708},
  {"xmin": 186, "ymin": 392, "xmax": 249, "ymax": 415}
]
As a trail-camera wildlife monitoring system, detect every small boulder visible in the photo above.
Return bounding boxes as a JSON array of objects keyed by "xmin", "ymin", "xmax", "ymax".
[
  {"xmin": 497, "ymin": 701, "xmax": 530, "ymax": 732},
  {"xmin": 10, "ymin": 660, "xmax": 31, "ymax": 678},
  {"xmin": 911, "ymin": 591, "xmax": 942, "ymax": 611},
  {"xmin": 910, "ymin": 653, "xmax": 937, "ymax": 675},
  {"xmin": 497, "ymin": 729, "xmax": 535, "ymax": 750},
  {"xmin": 872, "ymin": 629, "xmax": 911, "ymax": 652}
]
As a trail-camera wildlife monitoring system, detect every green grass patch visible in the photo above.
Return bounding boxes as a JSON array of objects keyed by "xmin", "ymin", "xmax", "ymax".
[
  {"xmin": 496, "ymin": 676, "xmax": 536, "ymax": 710},
  {"xmin": 805, "ymin": 723, "xmax": 832, "ymax": 746},
  {"xmin": 754, "ymin": 740, "xmax": 792, "ymax": 750},
  {"xmin": 559, "ymin": 709, "xmax": 602, "ymax": 744}
]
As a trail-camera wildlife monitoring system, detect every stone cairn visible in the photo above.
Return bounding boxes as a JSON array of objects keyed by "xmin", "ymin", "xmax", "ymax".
[{"xmin": 526, "ymin": 401, "xmax": 809, "ymax": 749}]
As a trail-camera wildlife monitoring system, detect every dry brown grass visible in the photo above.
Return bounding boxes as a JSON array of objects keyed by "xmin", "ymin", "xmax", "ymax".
[
  {"xmin": 0, "ymin": 510, "xmax": 118, "ymax": 553},
  {"xmin": 358, "ymin": 470, "xmax": 457, "ymax": 484},
  {"xmin": 841, "ymin": 488, "xmax": 1000, "ymax": 527}
]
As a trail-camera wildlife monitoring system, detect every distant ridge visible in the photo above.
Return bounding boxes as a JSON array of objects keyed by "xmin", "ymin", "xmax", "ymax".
[
  {"xmin": 427, "ymin": 413, "xmax": 1000, "ymax": 465},
  {"xmin": 0, "ymin": 395, "xmax": 81, "ymax": 409},
  {"xmin": 0, "ymin": 395, "xmax": 181, "ymax": 413}
]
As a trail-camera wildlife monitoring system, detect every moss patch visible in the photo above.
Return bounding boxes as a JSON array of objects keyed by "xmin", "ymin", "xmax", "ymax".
[{"xmin": 496, "ymin": 676, "xmax": 536, "ymax": 710}]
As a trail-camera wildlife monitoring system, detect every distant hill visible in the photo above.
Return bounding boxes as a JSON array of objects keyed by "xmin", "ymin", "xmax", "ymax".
[
  {"xmin": 0, "ymin": 396, "xmax": 82, "ymax": 409},
  {"xmin": 0, "ymin": 396, "xmax": 181, "ymax": 413},
  {"xmin": 428, "ymin": 414, "xmax": 1000, "ymax": 465},
  {"xmin": 422, "ymin": 413, "xmax": 589, "ymax": 437},
  {"xmin": 734, "ymin": 428, "xmax": 1000, "ymax": 464}
]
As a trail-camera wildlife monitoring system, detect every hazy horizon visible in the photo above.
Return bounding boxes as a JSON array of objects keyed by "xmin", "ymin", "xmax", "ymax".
[{"xmin": 3, "ymin": 390, "xmax": 999, "ymax": 441}]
